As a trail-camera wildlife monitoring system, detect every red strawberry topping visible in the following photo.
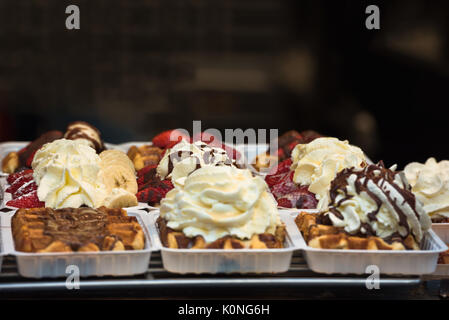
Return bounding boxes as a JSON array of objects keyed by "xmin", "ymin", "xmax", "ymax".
[
  {"xmin": 152, "ymin": 130, "xmax": 190, "ymax": 149},
  {"xmin": 6, "ymin": 190, "xmax": 44, "ymax": 208},
  {"xmin": 7, "ymin": 169, "xmax": 33, "ymax": 184},
  {"xmin": 6, "ymin": 171, "xmax": 34, "ymax": 194},
  {"xmin": 12, "ymin": 181, "xmax": 38, "ymax": 199}
]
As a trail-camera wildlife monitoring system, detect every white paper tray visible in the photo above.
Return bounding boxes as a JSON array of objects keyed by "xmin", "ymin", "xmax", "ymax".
[
  {"xmin": 147, "ymin": 210, "xmax": 298, "ymax": 274},
  {"xmin": 430, "ymin": 223, "xmax": 449, "ymax": 277},
  {"xmin": 288, "ymin": 210, "xmax": 447, "ymax": 275},
  {"xmin": 0, "ymin": 209, "xmax": 154, "ymax": 278}
]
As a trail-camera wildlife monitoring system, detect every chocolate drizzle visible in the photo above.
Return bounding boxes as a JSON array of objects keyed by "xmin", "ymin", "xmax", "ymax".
[
  {"xmin": 64, "ymin": 121, "xmax": 105, "ymax": 153},
  {"xmin": 323, "ymin": 162, "xmax": 423, "ymax": 242},
  {"xmin": 165, "ymin": 143, "xmax": 234, "ymax": 177}
]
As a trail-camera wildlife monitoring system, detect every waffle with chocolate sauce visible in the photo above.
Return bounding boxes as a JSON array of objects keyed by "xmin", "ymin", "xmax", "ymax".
[
  {"xmin": 12, "ymin": 206, "xmax": 145, "ymax": 253},
  {"xmin": 295, "ymin": 212, "xmax": 419, "ymax": 250},
  {"xmin": 157, "ymin": 216, "xmax": 286, "ymax": 249},
  {"xmin": 127, "ymin": 145, "xmax": 164, "ymax": 171}
]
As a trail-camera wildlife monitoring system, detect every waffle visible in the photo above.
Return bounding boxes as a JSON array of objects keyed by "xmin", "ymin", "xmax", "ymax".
[
  {"xmin": 12, "ymin": 206, "xmax": 145, "ymax": 253},
  {"xmin": 295, "ymin": 212, "xmax": 419, "ymax": 250},
  {"xmin": 127, "ymin": 145, "xmax": 164, "ymax": 171},
  {"xmin": 157, "ymin": 216, "xmax": 286, "ymax": 249}
]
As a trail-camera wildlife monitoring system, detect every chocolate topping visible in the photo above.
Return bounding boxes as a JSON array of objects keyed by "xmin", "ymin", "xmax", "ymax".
[
  {"xmin": 165, "ymin": 143, "xmax": 234, "ymax": 177},
  {"xmin": 322, "ymin": 162, "xmax": 423, "ymax": 242},
  {"xmin": 64, "ymin": 121, "xmax": 105, "ymax": 153}
]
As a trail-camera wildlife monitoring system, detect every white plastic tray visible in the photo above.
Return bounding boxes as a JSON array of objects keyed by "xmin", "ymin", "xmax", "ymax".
[
  {"xmin": 0, "ymin": 209, "xmax": 154, "ymax": 278},
  {"xmin": 431, "ymin": 223, "xmax": 449, "ymax": 277},
  {"xmin": 148, "ymin": 210, "xmax": 298, "ymax": 274},
  {"xmin": 288, "ymin": 211, "xmax": 448, "ymax": 275}
]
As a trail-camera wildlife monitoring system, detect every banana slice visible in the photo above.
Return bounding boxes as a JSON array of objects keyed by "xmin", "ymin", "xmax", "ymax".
[
  {"xmin": 98, "ymin": 164, "xmax": 138, "ymax": 195},
  {"xmin": 103, "ymin": 188, "xmax": 138, "ymax": 209},
  {"xmin": 100, "ymin": 150, "xmax": 135, "ymax": 173}
]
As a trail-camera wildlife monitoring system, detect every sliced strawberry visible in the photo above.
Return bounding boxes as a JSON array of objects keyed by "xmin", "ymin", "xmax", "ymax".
[
  {"xmin": 6, "ymin": 172, "xmax": 33, "ymax": 194},
  {"xmin": 270, "ymin": 172, "xmax": 298, "ymax": 199},
  {"xmin": 12, "ymin": 181, "xmax": 37, "ymax": 199},
  {"xmin": 277, "ymin": 188, "xmax": 317, "ymax": 209},
  {"xmin": 6, "ymin": 190, "xmax": 44, "ymax": 208},
  {"xmin": 7, "ymin": 169, "xmax": 33, "ymax": 184},
  {"xmin": 137, "ymin": 180, "xmax": 174, "ymax": 205},
  {"xmin": 275, "ymin": 148, "xmax": 285, "ymax": 160},
  {"xmin": 277, "ymin": 198, "xmax": 293, "ymax": 208},
  {"xmin": 164, "ymin": 139, "xmax": 183, "ymax": 150},
  {"xmin": 267, "ymin": 158, "xmax": 292, "ymax": 176},
  {"xmin": 152, "ymin": 130, "xmax": 190, "ymax": 149},
  {"xmin": 265, "ymin": 172, "xmax": 287, "ymax": 188}
]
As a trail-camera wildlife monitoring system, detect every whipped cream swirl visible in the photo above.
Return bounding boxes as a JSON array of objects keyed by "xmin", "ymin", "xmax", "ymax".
[
  {"xmin": 404, "ymin": 157, "xmax": 449, "ymax": 221},
  {"xmin": 159, "ymin": 166, "xmax": 281, "ymax": 243},
  {"xmin": 32, "ymin": 139, "xmax": 107, "ymax": 208},
  {"xmin": 324, "ymin": 162, "xmax": 431, "ymax": 243},
  {"xmin": 291, "ymin": 137, "xmax": 366, "ymax": 210}
]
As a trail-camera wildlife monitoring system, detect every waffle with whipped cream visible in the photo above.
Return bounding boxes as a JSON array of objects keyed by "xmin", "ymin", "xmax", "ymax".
[{"xmin": 295, "ymin": 162, "xmax": 431, "ymax": 251}]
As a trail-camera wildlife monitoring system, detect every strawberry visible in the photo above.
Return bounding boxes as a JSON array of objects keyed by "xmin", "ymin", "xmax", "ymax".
[
  {"xmin": 25, "ymin": 150, "xmax": 37, "ymax": 168},
  {"xmin": 152, "ymin": 130, "xmax": 190, "ymax": 149},
  {"xmin": 12, "ymin": 181, "xmax": 37, "ymax": 199},
  {"xmin": 267, "ymin": 158, "xmax": 292, "ymax": 176},
  {"xmin": 275, "ymin": 148, "xmax": 285, "ymax": 160},
  {"xmin": 276, "ymin": 198, "xmax": 293, "ymax": 208},
  {"xmin": 6, "ymin": 171, "xmax": 34, "ymax": 194},
  {"xmin": 270, "ymin": 172, "xmax": 298, "ymax": 199},
  {"xmin": 7, "ymin": 169, "xmax": 33, "ymax": 184},
  {"xmin": 279, "ymin": 189, "xmax": 317, "ymax": 209},
  {"xmin": 286, "ymin": 141, "xmax": 299, "ymax": 153},
  {"xmin": 137, "ymin": 164, "xmax": 157, "ymax": 178},
  {"xmin": 192, "ymin": 132, "xmax": 216, "ymax": 144},
  {"xmin": 137, "ymin": 179, "xmax": 174, "ymax": 205},
  {"xmin": 265, "ymin": 172, "xmax": 287, "ymax": 188},
  {"xmin": 6, "ymin": 190, "xmax": 44, "ymax": 208}
]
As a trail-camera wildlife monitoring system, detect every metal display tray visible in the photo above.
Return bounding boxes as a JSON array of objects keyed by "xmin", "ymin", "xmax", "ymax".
[{"xmin": 0, "ymin": 251, "xmax": 422, "ymax": 298}]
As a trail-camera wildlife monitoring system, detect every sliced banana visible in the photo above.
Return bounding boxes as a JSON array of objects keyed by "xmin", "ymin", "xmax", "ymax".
[
  {"xmin": 100, "ymin": 150, "xmax": 135, "ymax": 173},
  {"xmin": 103, "ymin": 188, "xmax": 138, "ymax": 209},
  {"xmin": 98, "ymin": 164, "xmax": 138, "ymax": 195}
]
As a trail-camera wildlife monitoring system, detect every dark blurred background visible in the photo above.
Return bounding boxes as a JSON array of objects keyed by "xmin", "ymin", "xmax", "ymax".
[{"xmin": 0, "ymin": 0, "xmax": 448, "ymax": 168}]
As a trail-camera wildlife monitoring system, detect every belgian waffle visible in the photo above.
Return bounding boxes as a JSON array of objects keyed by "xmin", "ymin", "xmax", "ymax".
[
  {"xmin": 12, "ymin": 206, "xmax": 145, "ymax": 253},
  {"xmin": 127, "ymin": 145, "xmax": 164, "ymax": 171},
  {"xmin": 295, "ymin": 211, "xmax": 419, "ymax": 250},
  {"xmin": 157, "ymin": 216, "xmax": 286, "ymax": 249}
]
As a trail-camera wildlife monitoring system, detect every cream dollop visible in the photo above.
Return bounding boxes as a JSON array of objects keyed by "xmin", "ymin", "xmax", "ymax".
[
  {"xmin": 404, "ymin": 157, "xmax": 449, "ymax": 220},
  {"xmin": 159, "ymin": 166, "xmax": 281, "ymax": 243},
  {"xmin": 157, "ymin": 140, "xmax": 234, "ymax": 186},
  {"xmin": 326, "ymin": 163, "xmax": 431, "ymax": 243},
  {"xmin": 291, "ymin": 137, "xmax": 366, "ymax": 210},
  {"xmin": 32, "ymin": 139, "xmax": 107, "ymax": 208}
]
